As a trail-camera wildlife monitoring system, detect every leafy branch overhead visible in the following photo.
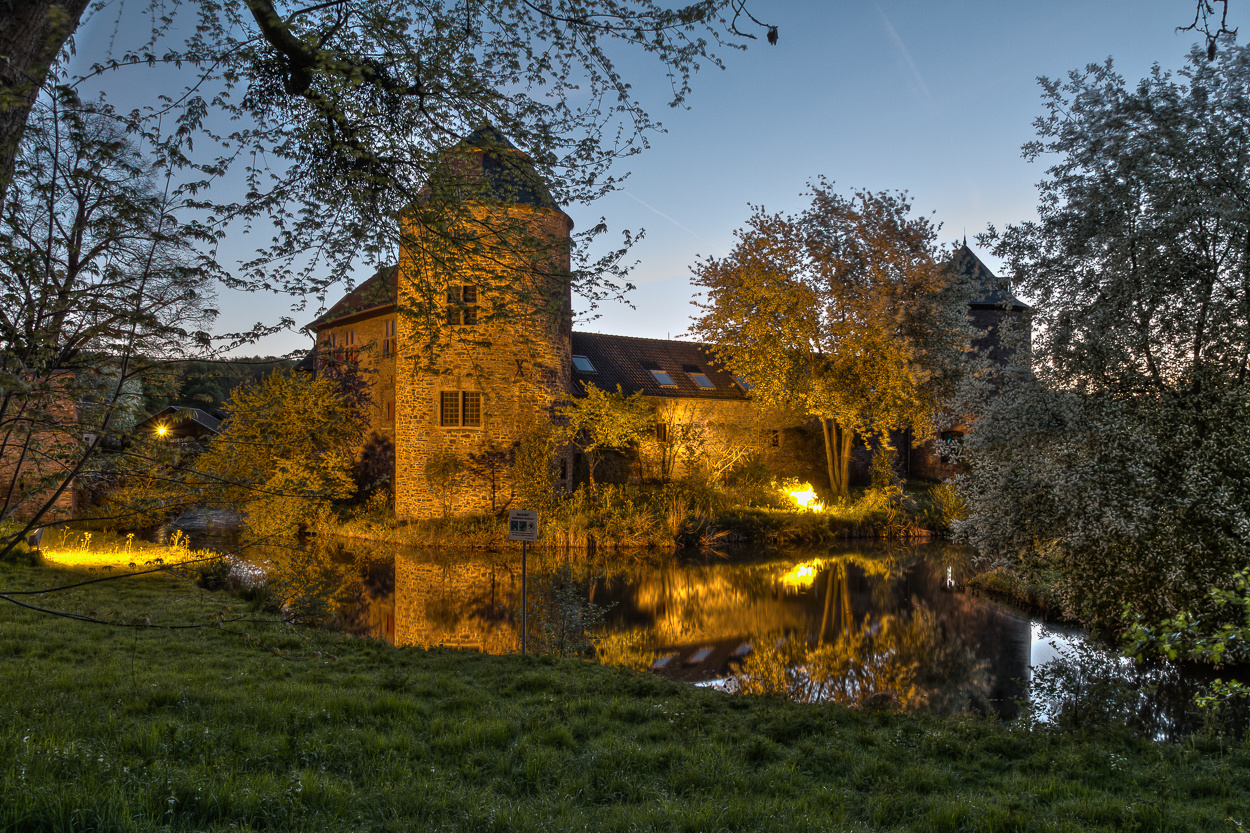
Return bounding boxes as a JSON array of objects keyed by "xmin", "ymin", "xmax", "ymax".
[{"xmin": 1, "ymin": 0, "xmax": 779, "ymax": 314}]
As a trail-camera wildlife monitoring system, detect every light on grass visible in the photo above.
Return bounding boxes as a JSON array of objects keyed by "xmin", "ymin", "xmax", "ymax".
[{"xmin": 41, "ymin": 529, "xmax": 205, "ymax": 569}]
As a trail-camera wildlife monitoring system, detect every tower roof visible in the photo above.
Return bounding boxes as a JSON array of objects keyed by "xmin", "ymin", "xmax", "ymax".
[
  {"xmin": 949, "ymin": 244, "xmax": 1028, "ymax": 311},
  {"xmin": 424, "ymin": 125, "xmax": 567, "ymax": 215}
]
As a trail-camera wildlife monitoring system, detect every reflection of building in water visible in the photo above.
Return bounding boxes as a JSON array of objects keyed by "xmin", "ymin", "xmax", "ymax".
[
  {"xmin": 341, "ymin": 544, "xmax": 1033, "ymax": 715},
  {"xmin": 341, "ymin": 557, "xmax": 397, "ymax": 643},
  {"xmin": 599, "ymin": 550, "xmax": 1033, "ymax": 714},
  {"xmin": 392, "ymin": 555, "xmax": 519, "ymax": 652}
]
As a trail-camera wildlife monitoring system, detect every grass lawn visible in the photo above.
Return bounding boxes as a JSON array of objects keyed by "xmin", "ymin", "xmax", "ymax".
[{"xmin": 1, "ymin": 557, "xmax": 1247, "ymax": 832}]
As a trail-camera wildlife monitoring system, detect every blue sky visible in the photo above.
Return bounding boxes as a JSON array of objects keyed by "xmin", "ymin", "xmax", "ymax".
[{"xmin": 69, "ymin": 0, "xmax": 1231, "ymax": 355}]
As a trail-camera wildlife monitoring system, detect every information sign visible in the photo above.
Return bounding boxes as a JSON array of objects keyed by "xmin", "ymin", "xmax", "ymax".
[{"xmin": 508, "ymin": 509, "xmax": 538, "ymax": 542}]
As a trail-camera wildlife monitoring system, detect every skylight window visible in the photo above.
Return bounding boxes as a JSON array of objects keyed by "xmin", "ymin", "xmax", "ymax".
[
  {"xmin": 572, "ymin": 355, "xmax": 596, "ymax": 373},
  {"xmin": 684, "ymin": 365, "xmax": 715, "ymax": 389},
  {"xmin": 642, "ymin": 360, "xmax": 677, "ymax": 387},
  {"xmin": 649, "ymin": 369, "xmax": 677, "ymax": 387},
  {"xmin": 732, "ymin": 375, "xmax": 753, "ymax": 391}
]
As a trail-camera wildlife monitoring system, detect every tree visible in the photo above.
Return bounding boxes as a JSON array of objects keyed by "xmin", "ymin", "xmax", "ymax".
[
  {"xmin": 187, "ymin": 369, "xmax": 363, "ymax": 537},
  {"xmin": 1, "ymin": 1, "xmax": 777, "ymax": 286},
  {"xmin": 0, "ymin": 92, "xmax": 217, "ymax": 548},
  {"xmin": 560, "ymin": 382, "xmax": 653, "ymax": 492},
  {"xmin": 959, "ymin": 42, "xmax": 1250, "ymax": 629},
  {"xmin": 689, "ymin": 183, "xmax": 967, "ymax": 497},
  {"xmin": 465, "ymin": 441, "xmax": 518, "ymax": 513}
]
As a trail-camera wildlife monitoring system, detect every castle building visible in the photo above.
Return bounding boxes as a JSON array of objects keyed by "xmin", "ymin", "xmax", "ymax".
[{"xmin": 307, "ymin": 130, "xmax": 1027, "ymax": 519}]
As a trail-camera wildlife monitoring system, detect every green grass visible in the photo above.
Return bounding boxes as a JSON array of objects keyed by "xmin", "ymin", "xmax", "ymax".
[{"xmin": 2, "ymin": 559, "xmax": 1247, "ymax": 832}]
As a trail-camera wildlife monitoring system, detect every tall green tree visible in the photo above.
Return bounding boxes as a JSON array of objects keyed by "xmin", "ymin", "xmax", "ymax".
[
  {"xmin": 560, "ymin": 382, "xmax": 653, "ymax": 493},
  {"xmin": 190, "ymin": 369, "xmax": 364, "ymax": 537},
  {"xmin": 690, "ymin": 183, "xmax": 967, "ymax": 496},
  {"xmin": 960, "ymin": 42, "xmax": 1250, "ymax": 628}
]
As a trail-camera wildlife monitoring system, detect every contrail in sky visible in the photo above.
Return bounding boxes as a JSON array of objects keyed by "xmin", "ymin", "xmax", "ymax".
[
  {"xmin": 876, "ymin": 4, "xmax": 938, "ymax": 111},
  {"xmin": 619, "ymin": 188, "xmax": 722, "ymax": 255}
]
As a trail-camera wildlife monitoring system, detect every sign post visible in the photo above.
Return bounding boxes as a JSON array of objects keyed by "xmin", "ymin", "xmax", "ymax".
[{"xmin": 507, "ymin": 509, "xmax": 538, "ymax": 655}]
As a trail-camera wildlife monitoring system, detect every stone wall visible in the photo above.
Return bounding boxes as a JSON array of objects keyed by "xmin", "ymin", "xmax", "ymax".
[
  {"xmin": 394, "ymin": 204, "xmax": 573, "ymax": 519},
  {"xmin": 316, "ymin": 310, "xmax": 398, "ymax": 448},
  {"xmin": 0, "ymin": 371, "xmax": 80, "ymax": 520}
]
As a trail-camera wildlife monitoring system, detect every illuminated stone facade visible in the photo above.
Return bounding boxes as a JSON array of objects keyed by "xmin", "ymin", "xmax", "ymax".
[
  {"xmin": 307, "ymin": 132, "xmax": 1027, "ymax": 517},
  {"xmin": 393, "ymin": 201, "xmax": 574, "ymax": 519}
]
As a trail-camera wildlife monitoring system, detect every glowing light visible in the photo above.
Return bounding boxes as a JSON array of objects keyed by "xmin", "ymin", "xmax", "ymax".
[
  {"xmin": 39, "ymin": 531, "xmax": 204, "ymax": 570},
  {"xmin": 781, "ymin": 559, "xmax": 823, "ymax": 589},
  {"xmin": 156, "ymin": 425, "xmax": 168, "ymax": 437},
  {"xmin": 784, "ymin": 483, "xmax": 823, "ymax": 511}
]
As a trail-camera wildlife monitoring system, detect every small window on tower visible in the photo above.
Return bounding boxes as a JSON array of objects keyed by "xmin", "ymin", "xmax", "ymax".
[
  {"xmin": 655, "ymin": 423, "xmax": 668, "ymax": 442},
  {"xmin": 439, "ymin": 391, "xmax": 483, "ymax": 428},
  {"xmin": 439, "ymin": 392, "xmax": 460, "ymax": 427},
  {"xmin": 462, "ymin": 392, "xmax": 482, "ymax": 427},
  {"xmin": 445, "ymin": 285, "xmax": 479, "ymax": 326}
]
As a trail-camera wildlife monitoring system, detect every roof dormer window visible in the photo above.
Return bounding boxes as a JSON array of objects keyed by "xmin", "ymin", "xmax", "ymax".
[
  {"xmin": 642, "ymin": 360, "xmax": 676, "ymax": 387},
  {"xmin": 732, "ymin": 375, "xmax": 753, "ymax": 392},
  {"xmin": 572, "ymin": 355, "xmax": 596, "ymax": 373},
  {"xmin": 684, "ymin": 365, "xmax": 715, "ymax": 389}
]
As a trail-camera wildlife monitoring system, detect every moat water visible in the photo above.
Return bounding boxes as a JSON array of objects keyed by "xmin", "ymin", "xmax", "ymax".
[{"xmin": 151, "ymin": 514, "xmax": 1247, "ymax": 736}]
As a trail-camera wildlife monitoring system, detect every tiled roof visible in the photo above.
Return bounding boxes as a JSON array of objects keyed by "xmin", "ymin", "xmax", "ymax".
[
  {"xmin": 307, "ymin": 265, "xmax": 397, "ymax": 331},
  {"xmin": 570, "ymin": 332, "xmax": 748, "ymax": 401},
  {"xmin": 949, "ymin": 244, "xmax": 1028, "ymax": 311},
  {"xmin": 422, "ymin": 125, "xmax": 565, "ymax": 213}
]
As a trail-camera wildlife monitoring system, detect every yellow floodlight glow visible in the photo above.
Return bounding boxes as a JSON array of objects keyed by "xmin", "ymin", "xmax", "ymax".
[
  {"xmin": 784, "ymin": 483, "xmax": 823, "ymax": 511},
  {"xmin": 156, "ymin": 424, "xmax": 168, "ymax": 437}
]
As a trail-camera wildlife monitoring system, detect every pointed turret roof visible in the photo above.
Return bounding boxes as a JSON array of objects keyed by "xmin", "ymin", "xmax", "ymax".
[
  {"xmin": 426, "ymin": 124, "xmax": 567, "ymax": 216},
  {"xmin": 949, "ymin": 244, "xmax": 1028, "ymax": 311}
]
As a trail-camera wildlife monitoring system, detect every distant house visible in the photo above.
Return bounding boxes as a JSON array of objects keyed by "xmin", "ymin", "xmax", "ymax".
[
  {"xmin": 134, "ymin": 406, "xmax": 223, "ymax": 441},
  {"xmin": 308, "ymin": 129, "xmax": 1028, "ymax": 519}
]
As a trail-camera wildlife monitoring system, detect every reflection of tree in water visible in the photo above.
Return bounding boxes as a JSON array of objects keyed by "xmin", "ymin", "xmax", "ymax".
[{"xmin": 728, "ymin": 554, "xmax": 989, "ymax": 713}]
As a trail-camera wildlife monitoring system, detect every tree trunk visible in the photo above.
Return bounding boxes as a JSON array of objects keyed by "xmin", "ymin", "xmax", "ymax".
[
  {"xmin": 821, "ymin": 418, "xmax": 855, "ymax": 496},
  {"xmin": 0, "ymin": 0, "xmax": 92, "ymax": 210}
]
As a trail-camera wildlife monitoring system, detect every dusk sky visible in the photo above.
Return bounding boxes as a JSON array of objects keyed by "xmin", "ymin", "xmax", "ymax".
[{"xmin": 71, "ymin": 0, "xmax": 1237, "ymax": 356}]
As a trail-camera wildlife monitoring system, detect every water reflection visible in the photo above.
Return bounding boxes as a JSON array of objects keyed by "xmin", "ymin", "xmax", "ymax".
[
  {"xmin": 225, "ymin": 538, "xmax": 1246, "ymax": 732},
  {"xmin": 319, "ymin": 542, "xmax": 1050, "ymax": 715}
]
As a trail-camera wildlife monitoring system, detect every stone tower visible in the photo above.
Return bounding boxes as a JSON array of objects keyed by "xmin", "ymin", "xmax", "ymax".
[{"xmin": 393, "ymin": 127, "xmax": 574, "ymax": 519}]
